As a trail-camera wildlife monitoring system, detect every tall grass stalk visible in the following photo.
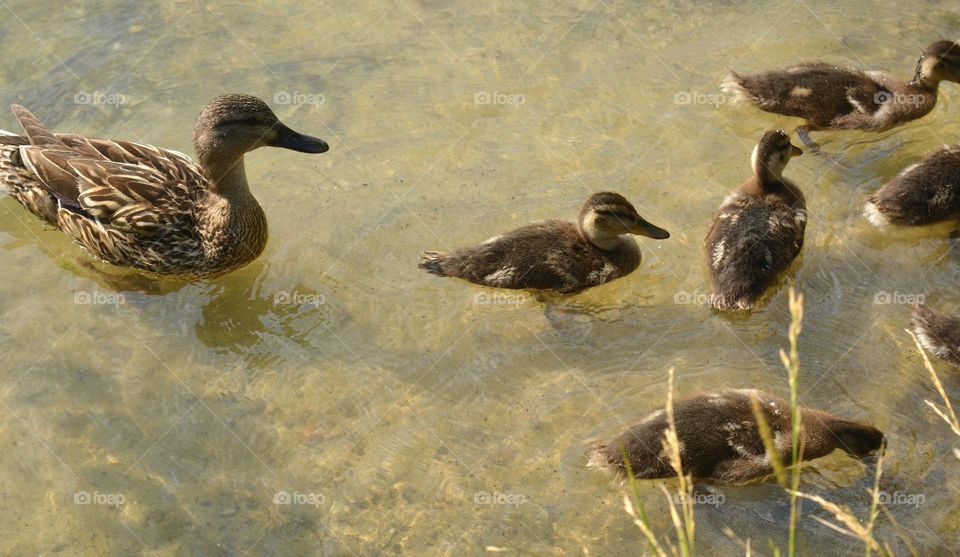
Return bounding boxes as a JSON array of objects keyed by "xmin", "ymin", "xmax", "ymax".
[
  {"xmin": 621, "ymin": 288, "xmax": 899, "ymax": 555},
  {"xmin": 907, "ymin": 330, "xmax": 960, "ymax": 438},
  {"xmin": 780, "ymin": 288, "xmax": 804, "ymax": 557},
  {"xmin": 621, "ymin": 368, "xmax": 695, "ymax": 557}
]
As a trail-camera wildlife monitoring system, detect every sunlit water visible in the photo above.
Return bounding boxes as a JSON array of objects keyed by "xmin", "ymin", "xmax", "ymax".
[{"xmin": 1, "ymin": 0, "xmax": 959, "ymax": 555}]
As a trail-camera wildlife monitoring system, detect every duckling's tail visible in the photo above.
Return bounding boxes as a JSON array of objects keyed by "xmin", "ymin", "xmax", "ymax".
[
  {"xmin": 720, "ymin": 69, "xmax": 753, "ymax": 106},
  {"xmin": 862, "ymin": 197, "xmax": 891, "ymax": 227},
  {"xmin": 911, "ymin": 302, "xmax": 960, "ymax": 365},
  {"xmin": 710, "ymin": 292, "xmax": 754, "ymax": 312},
  {"xmin": 418, "ymin": 251, "xmax": 448, "ymax": 276},
  {"xmin": 586, "ymin": 443, "xmax": 616, "ymax": 472}
]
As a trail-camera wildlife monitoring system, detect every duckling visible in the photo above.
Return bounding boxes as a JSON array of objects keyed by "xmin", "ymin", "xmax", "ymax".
[
  {"xmin": 0, "ymin": 95, "xmax": 328, "ymax": 280},
  {"xmin": 588, "ymin": 389, "xmax": 884, "ymax": 483},
  {"xmin": 705, "ymin": 131, "xmax": 805, "ymax": 311},
  {"xmin": 722, "ymin": 41, "xmax": 960, "ymax": 148},
  {"xmin": 419, "ymin": 192, "xmax": 669, "ymax": 294},
  {"xmin": 911, "ymin": 303, "xmax": 960, "ymax": 367},
  {"xmin": 864, "ymin": 144, "xmax": 960, "ymax": 226}
]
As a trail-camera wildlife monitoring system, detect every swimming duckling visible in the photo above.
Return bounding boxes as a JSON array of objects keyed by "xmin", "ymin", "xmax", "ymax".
[
  {"xmin": 419, "ymin": 192, "xmax": 669, "ymax": 294},
  {"xmin": 722, "ymin": 41, "xmax": 960, "ymax": 148},
  {"xmin": 588, "ymin": 389, "xmax": 884, "ymax": 483},
  {"xmin": 705, "ymin": 131, "xmax": 805, "ymax": 311},
  {"xmin": 912, "ymin": 303, "xmax": 960, "ymax": 367},
  {"xmin": 864, "ymin": 144, "xmax": 960, "ymax": 227}
]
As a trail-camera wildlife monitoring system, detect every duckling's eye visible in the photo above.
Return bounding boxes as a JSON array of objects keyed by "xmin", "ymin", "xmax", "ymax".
[{"xmin": 596, "ymin": 210, "xmax": 631, "ymax": 220}]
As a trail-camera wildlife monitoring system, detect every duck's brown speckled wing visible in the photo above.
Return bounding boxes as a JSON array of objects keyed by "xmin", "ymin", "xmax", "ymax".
[
  {"xmin": 10, "ymin": 106, "xmax": 204, "ymax": 239},
  {"xmin": 732, "ymin": 63, "xmax": 890, "ymax": 128},
  {"xmin": 705, "ymin": 193, "xmax": 806, "ymax": 310},
  {"xmin": 424, "ymin": 220, "xmax": 619, "ymax": 293}
]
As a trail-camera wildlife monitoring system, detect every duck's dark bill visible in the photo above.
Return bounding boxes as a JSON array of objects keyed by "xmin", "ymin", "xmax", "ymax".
[
  {"xmin": 269, "ymin": 123, "xmax": 329, "ymax": 153},
  {"xmin": 791, "ymin": 145, "xmax": 803, "ymax": 156},
  {"xmin": 633, "ymin": 219, "xmax": 670, "ymax": 239}
]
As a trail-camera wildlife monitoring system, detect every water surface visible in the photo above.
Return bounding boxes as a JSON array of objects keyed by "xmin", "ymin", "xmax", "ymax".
[{"xmin": 0, "ymin": 0, "xmax": 959, "ymax": 555}]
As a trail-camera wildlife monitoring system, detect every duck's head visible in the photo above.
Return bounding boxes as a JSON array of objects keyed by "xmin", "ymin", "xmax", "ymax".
[
  {"xmin": 751, "ymin": 130, "xmax": 802, "ymax": 183},
  {"xmin": 832, "ymin": 420, "xmax": 886, "ymax": 457},
  {"xmin": 578, "ymin": 192, "xmax": 670, "ymax": 249},
  {"xmin": 192, "ymin": 94, "xmax": 329, "ymax": 168},
  {"xmin": 914, "ymin": 40, "xmax": 960, "ymax": 86}
]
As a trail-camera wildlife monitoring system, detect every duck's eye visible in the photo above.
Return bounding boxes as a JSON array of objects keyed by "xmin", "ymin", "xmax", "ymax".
[{"xmin": 228, "ymin": 116, "xmax": 263, "ymax": 127}]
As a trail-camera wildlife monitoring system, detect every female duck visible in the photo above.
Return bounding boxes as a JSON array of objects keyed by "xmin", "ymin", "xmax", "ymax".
[
  {"xmin": 419, "ymin": 192, "xmax": 670, "ymax": 294},
  {"xmin": 723, "ymin": 41, "xmax": 960, "ymax": 148},
  {"xmin": 912, "ymin": 303, "xmax": 960, "ymax": 367},
  {"xmin": 588, "ymin": 389, "xmax": 884, "ymax": 483},
  {"xmin": 705, "ymin": 130, "xmax": 805, "ymax": 311},
  {"xmin": 0, "ymin": 94, "xmax": 328, "ymax": 279},
  {"xmin": 864, "ymin": 144, "xmax": 960, "ymax": 226}
]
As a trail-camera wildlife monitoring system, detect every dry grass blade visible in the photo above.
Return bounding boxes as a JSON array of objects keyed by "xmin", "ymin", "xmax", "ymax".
[
  {"xmin": 662, "ymin": 368, "xmax": 695, "ymax": 556},
  {"xmin": 782, "ymin": 287, "xmax": 804, "ymax": 557},
  {"xmin": 795, "ymin": 492, "xmax": 883, "ymax": 552},
  {"xmin": 622, "ymin": 494, "xmax": 668, "ymax": 556},
  {"xmin": 907, "ymin": 329, "xmax": 960, "ymax": 436},
  {"xmin": 751, "ymin": 395, "xmax": 788, "ymax": 487}
]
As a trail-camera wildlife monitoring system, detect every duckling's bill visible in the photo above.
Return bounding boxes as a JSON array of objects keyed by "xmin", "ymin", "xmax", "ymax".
[{"xmin": 631, "ymin": 217, "xmax": 670, "ymax": 239}]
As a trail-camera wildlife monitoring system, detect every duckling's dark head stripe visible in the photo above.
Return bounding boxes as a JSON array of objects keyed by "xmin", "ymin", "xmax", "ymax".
[{"xmin": 593, "ymin": 204, "xmax": 634, "ymax": 220}]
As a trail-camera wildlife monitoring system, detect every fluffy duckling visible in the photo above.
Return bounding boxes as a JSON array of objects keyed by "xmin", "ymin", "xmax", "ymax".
[
  {"xmin": 588, "ymin": 389, "xmax": 884, "ymax": 483},
  {"xmin": 864, "ymin": 144, "xmax": 960, "ymax": 227},
  {"xmin": 705, "ymin": 131, "xmax": 805, "ymax": 311},
  {"xmin": 722, "ymin": 41, "xmax": 960, "ymax": 148},
  {"xmin": 912, "ymin": 303, "xmax": 960, "ymax": 367},
  {"xmin": 419, "ymin": 192, "xmax": 669, "ymax": 294}
]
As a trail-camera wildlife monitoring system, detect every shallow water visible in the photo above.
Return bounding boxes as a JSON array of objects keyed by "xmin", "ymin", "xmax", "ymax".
[{"xmin": 1, "ymin": 0, "xmax": 959, "ymax": 555}]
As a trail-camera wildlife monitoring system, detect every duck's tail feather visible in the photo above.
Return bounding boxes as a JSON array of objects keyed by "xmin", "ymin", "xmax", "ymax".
[
  {"xmin": 10, "ymin": 105, "xmax": 64, "ymax": 147},
  {"xmin": 862, "ymin": 197, "xmax": 891, "ymax": 227},
  {"xmin": 709, "ymin": 291, "xmax": 755, "ymax": 312},
  {"xmin": 586, "ymin": 444, "xmax": 615, "ymax": 471},
  {"xmin": 418, "ymin": 251, "xmax": 448, "ymax": 276},
  {"xmin": 911, "ymin": 303, "xmax": 960, "ymax": 365},
  {"xmin": 721, "ymin": 69, "xmax": 753, "ymax": 105}
]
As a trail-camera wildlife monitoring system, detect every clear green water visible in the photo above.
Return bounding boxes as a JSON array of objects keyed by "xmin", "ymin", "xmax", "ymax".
[{"xmin": 1, "ymin": 0, "xmax": 959, "ymax": 555}]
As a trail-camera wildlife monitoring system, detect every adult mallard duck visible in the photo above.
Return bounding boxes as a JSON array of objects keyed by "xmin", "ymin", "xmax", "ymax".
[
  {"xmin": 705, "ymin": 130, "xmax": 805, "ymax": 311},
  {"xmin": 0, "ymin": 94, "xmax": 328, "ymax": 280},
  {"xmin": 419, "ymin": 192, "xmax": 670, "ymax": 294},
  {"xmin": 864, "ymin": 144, "xmax": 960, "ymax": 226},
  {"xmin": 722, "ymin": 41, "xmax": 960, "ymax": 148},
  {"xmin": 912, "ymin": 303, "xmax": 960, "ymax": 367},
  {"xmin": 588, "ymin": 389, "xmax": 884, "ymax": 483}
]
